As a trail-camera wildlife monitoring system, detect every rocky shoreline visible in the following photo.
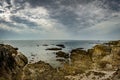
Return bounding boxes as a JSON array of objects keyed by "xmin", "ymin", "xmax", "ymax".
[{"xmin": 0, "ymin": 40, "xmax": 120, "ymax": 80}]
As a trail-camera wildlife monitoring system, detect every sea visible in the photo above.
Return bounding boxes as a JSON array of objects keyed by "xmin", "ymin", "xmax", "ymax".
[{"xmin": 0, "ymin": 40, "xmax": 108, "ymax": 68}]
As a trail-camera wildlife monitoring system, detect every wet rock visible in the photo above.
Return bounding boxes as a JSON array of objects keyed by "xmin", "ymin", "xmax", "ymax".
[
  {"xmin": 70, "ymin": 48, "xmax": 87, "ymax": 61},
  {"xmin": 0, "ymin": 44, "xmax": 28, "ymax": 80},
  {"xmin": 46, "ymin": 48, "xmax": 62, "ymax": 50},
  {"xmin": 36, "ymin": 44, "xmax": 39, "ymax": 47},
  {"xmin": 14, "ymin": 47, "xmax": 18, "ymax": 50},
  {"xmin": 31, "ymin": 53, "xmax": 36, "ymax": 57},
  {"xmin": 56, "ymin": 59, "xmax": 66, "ymax": 62},
  {"xmin": 43, "ymin": 44, "xmax": 48, "ymax": 46},
  {"xmin": 56, "ymin": 44, "xmax": 65, "ymax": 48},
  {"xmin": 71, "ymin": 48, "xmax": 86, "ymax": 54},
  {"xmin": 56, "ymin": 51, "xmax": 69, "ymax": 58}
]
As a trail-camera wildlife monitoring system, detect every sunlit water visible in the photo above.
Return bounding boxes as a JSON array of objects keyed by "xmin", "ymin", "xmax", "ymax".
[{"xmin": 0, "ymin": 40, "xmax": 108, "ymax": 67}]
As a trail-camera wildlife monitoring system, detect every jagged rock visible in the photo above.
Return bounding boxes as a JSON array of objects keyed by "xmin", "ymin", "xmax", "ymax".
[
  {"xmin": 56, "ymin": 51, "xmax": 69, "ymax": 58},
  {"xmin": 0, "ymin": 44, "xmax": 28, "ymax": 80}
]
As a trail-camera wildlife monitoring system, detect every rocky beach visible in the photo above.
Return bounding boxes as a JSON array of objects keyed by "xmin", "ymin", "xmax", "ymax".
[{"xmin": 0, "ymin": 40, "xmax": 120, "ymax": 80}]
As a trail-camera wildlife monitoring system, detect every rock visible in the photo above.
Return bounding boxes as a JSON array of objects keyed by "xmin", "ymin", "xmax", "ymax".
[
  {"xmin": 22, "ymin": 61, "xmax": 67, "ymax": 80},
  {"xmin": 56, "ymin": 59, "xmax": 65, "ymax": 62},
  {"xmin": 60, "ymin": 48, "xmax": 93, "ymax": 75},
  {"xmin": 56, "ymin": 44, "xmax": 65, "ymax": 48},
  {"xmin": 36, "ymin": 44, "xmax": 39, "ymax": 47},
  {"xmin": 108, "ymin": 41, "xmax": 120, "ymax": 45},
  {"xmin": 112, "ymin": 68, "xmax": 120, "ymax": 80},
  {"xmin": 70, "ymin": 48, "xmax": 87, "ymax": 61},
  {"xmin": 87, "ymin": 49, "xmax": 94, "ymax": 60},
  {"xmin": 15, "ymin": 52, "xmax": 28, "ymax": 67},
  {"xmin": 43, "ymin": 44, "xmax": 48, "ymax": 46},
  {"xmin": 98, "ymin": 61, "xmax": 111, "ymax": 69},
  {"xmin": 31, "ymin": 53, "xmax": 36, "ymax": 57},
  {"xmin": 14, "ymin": 47, "xmax": 18, "ymax": 50},
  {"xmin": 71, "ymin": 48, "xmax": 86, "ymax": 54},
  {"xmin": 46, "ymin": 48, "xmax": 62, "ymax": 50},
  {"xmin": 0, "ymin": 44, "xmax": 28, "ymax": 80},
  {"xmin": 0, "ymin": 40, "xmax": 119, "ymax": 80},
  {"xmin": 92, "ymin": 44, "xmax": 111, "ymax": 57},
  {"xmin": 56, "ymin": 51, "xmax": 69, "ymax": 58}
]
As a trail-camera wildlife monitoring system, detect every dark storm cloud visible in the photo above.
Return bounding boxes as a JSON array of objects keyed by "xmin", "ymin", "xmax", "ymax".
[
  {"xmin": 0, "ymin": 0, "xmax": 120, "ymax": 40},
  {"xmin": 25, "ymin": 0, "xmax": 120, "ymax": 33},
  {"xmin": 26, "ymin": 0, "xmax": 120, "ymax": 11}
]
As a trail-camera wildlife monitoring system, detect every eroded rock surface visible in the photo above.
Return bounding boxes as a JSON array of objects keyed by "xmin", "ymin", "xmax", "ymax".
[
  {"xmin": 0, "ymin": 40, "xmax": 120, "ymax": 80},
  {"xmin": 0, "ymin": 44, "xmax": 28, "ymax": 80}
]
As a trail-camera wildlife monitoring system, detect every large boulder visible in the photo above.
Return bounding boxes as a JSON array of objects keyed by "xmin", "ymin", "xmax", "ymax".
[
  {"xmin": 0, "ymin": 44, "xmax": 28, "ymax": 80},
  {"xmin": 70, "ymin": 48, "xmax": 88, "ymax": 61},
  {"xmin": 92, "ymin": 44, "xmax": 111, "ymax": 57}
]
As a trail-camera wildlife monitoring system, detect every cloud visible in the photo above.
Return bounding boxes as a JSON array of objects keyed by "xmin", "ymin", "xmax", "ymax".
[
  {"xmin": 75, "ymin": 17, "xmax": 120, "ymax": 40},
  {"xmin": 0, "ymin": 0, "xmax": 120, "ymax": 40}
]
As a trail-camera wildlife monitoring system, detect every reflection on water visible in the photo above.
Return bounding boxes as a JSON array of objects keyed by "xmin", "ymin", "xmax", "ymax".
[{"xmin": 0, "ymin": 40, "xmax": 108, "ymax": 67}]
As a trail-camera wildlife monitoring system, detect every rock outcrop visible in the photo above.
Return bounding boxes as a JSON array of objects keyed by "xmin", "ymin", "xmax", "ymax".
[
  {"xmin": 0, "ymin": 44, "xmax": 28, "ymax": 80},
  {"xmin": 22, "ymin": 61, "xmax": 69, "ymax": 80},
  {"xmin": 0, "ymin": 40, "xmax": 120, "ymax": 80}
]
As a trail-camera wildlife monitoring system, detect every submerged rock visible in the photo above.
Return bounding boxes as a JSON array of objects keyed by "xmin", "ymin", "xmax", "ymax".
[
  {"xmin": 43, "ymin": 44, "xmax": 48, "ymax": 46},
  {"xmin": 46, "ymin": 48, "xmax": 62, "ymax": 50},
  {"xmin": 56, "ymin": 44, "xmax": 65, "ymax": 48},
  {"xmin": 0, "ymin": 44, "xmax": 28, "ymax": 80}
]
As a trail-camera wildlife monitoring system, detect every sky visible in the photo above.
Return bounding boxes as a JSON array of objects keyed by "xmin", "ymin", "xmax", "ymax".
[{"xmin": 0, "ymin": 0, "xmax": 120, "ymax": 40}]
